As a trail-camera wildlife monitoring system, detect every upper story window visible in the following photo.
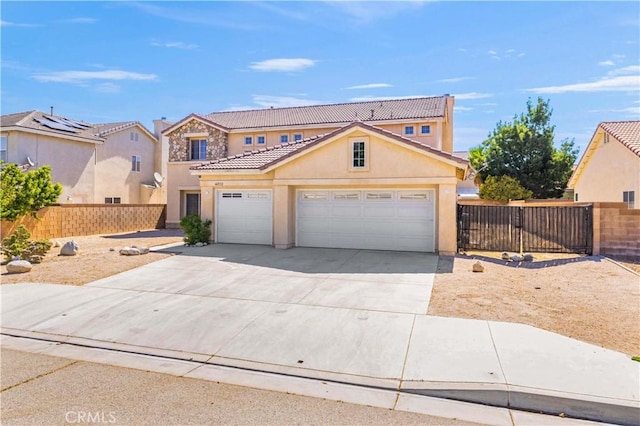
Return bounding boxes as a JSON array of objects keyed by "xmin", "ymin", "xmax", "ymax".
[
  {"xmin": 244, "ymin": 136, "xmax": 253, "ymax": 146},
  {"xmin": 130, "ymin": 132, "xmax": 139, "ymax": 141},
  {"xmin": 623, "ymin": 191, "xmax": 635, "ymax": 209},
  {"xmin": 420, "ymin": 125, "xmax": 431, "ymax": 135},
  {"xmin": 293, "ymin": 133, "xmax": 303, "ymax": 141},
  {"xmin": 280, "ymin": 134, "xmax": 289, "ymax": 144},
  {"xmin": 352, "ymin": 141, "xmax": 366, "ymax": 168},
  {"xmin": 131, "ymin": 155, "xmax": 141, "ymax": 172},
  {"xmin": 257, "ymin": 135, "xmax": 266, "ymax": 145},
  {"xmin": 105, "ymin": 197, "xmax": 122, "ymax": 204},
  {"xmin": 0, "ymin": 135, "xmax": 7, "ymax": 163},
  {"xmin": 190, "ymin": 139, "xmax": 207, "ymax": 160},
  {"xmin": 404, "ymin": 126, "xmax": 415, "ymax": 136}
]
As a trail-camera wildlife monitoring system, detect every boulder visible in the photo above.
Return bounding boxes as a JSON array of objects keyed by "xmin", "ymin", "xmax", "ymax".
[
  {"xmin": 60, "ymin": 241, "xmax": 79, "ymax": 256},
  {"xmin": 511, "ymin": 254, "xmax": 523, "ymax": 262},
  {"xmin": 523, "ymin": 253, "xmax": 534, "ymax": 262},
  {"xmin": 119, "ymin": 247, "xmax": 141, "ymax": 256},
  {"xmin": 138, "ymin": 246, "xmax": 149, "ymax": 255},
  {"xmin": 195, "ymin": 242, "xmax": 204, "ymax": 247},
  {"xmin": 7, "ymin": 260, "xmax": 32, "ymax": 273},
  {"xmin": 472, "ymin": 261, "xmax": 484, "ymax": 273},
  {"xmin": 501, "ymin": 252, "xmax": 511, "ymax": 260}
]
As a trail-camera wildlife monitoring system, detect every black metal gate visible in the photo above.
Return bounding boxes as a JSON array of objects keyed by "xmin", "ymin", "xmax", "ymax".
[{"xmin": 457, "ymin": 204, "xmax": 593, "ymax": 254}]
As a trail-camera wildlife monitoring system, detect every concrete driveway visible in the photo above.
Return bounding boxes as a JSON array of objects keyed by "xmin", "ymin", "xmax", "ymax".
[{"xmin": 2, "ymin": 244, "xmax": 638, "ymax": 425}]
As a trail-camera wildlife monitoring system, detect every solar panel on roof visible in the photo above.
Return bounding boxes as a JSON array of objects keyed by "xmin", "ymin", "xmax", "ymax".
[
  {"xmin": 33, "ymin": 117, "xmax": 78, "ymax": 133},
  {"xmin": 60, "ymin": 118, "xmax": 92, "ymax": 129}
]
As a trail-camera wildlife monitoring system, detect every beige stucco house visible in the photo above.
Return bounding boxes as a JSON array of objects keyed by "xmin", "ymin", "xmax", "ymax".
[
  {"xmin": 163, "ymin": 96, "xmax": 468, "ymax": 254},
  {"xmin": 569, "ymin": 120, "xmax": 640, "ymax": 209},
  {"xmin": 0, "ymin": 111, "xmax": 165, "ymax": 204}
]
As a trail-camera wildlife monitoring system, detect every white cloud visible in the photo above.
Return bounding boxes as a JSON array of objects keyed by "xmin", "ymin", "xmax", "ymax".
[
  {"xmin": 525, "ymin": 75, "xmax": 639, "ymax": 94},
  {"xmin": 598, "ymin": 60, "xmax": 615, "ymax": 67},
  {"xmin": 349, "ymin": 95, "xmax": 429, "ymax": 102},
  {"xmin": 151, "ymin": 41, "xmax": 198, "ymax": 50},
  {"xmin": 33, "ymin": 69, "xmax": 158, "ymax": 83},
  {"xmin": 607, "ymin": 65, "xmax": 640, "ymax": 76},
  {"xmin": 454, "ymin": 106, "xmax": 473, "ymax": 111},
  {"xmin": 251, "ymin": 95, "xmax": 321, "ymax": 108},
  {"xmin": 0, "ymin": 20, "xmax": 39, "ymax": 27},
  {"xmin": 487, "ymin": 49, "xmax": 524, "ymax": 60},
  {"xmin": 487, "ymin": 50, "xmax": 498, "ymax": 56},
  {"xmin": 458, "ymin": 48, "xmax": 467, "ymax": 53},
  {"xmin": 96, "ymin": 83, "xmax": 120, "ymax": 93},
  {"xmin": 61, "ymin": 17, "xmax": 97, "ymax": 24},
  {"xmin": 327, "ymin": 1, "xmax": 427, "ymax": 24},
  {"xmin": 453, "ymin": 92, "xmax": 494, "ymax": 100},
  {"xmin": 249, "ymin": 58, "xmax": 316, "ymax": 72},
  {"xmin": 437, "ymin": 76, "xmax": 474, "ymax": 83},
  {"xmin": 344, "ymin": 83, "xmax": 393, "ymax": 90}
]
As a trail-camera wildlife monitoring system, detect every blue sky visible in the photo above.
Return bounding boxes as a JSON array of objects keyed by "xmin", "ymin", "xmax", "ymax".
[{"xmin": 1, "ymin": 1, "xmax": 639, "ymax": 154}]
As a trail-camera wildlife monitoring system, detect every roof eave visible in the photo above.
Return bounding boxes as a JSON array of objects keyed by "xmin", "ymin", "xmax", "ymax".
[
  {"xmin": 162, "ymin": 114, "xmax": 230, "ymax": 135},
  {"xmin": 0, "ymin": 125, "xmax": 105, "ymax": 144}
]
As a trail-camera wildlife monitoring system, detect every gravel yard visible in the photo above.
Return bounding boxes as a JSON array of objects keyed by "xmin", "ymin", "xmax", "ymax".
[
  {"xmin": 429, "ymin": 252, "xmax": 640, "ymax": 357},
  {"xmin": 3, "ymin": 233, "xmax": 638, "ymax": 357}
]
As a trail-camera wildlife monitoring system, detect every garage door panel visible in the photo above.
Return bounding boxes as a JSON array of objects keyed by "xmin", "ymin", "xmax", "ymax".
[
  {"xmin": 297, "ymin": 190, "xmax": 435, "ymax": 252},
  {"xmin": 217, "ymin": 191, "xmax": 272, "ymax": 245}
]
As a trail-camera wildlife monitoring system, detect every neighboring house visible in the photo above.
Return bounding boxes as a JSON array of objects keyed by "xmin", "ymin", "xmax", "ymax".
[
  {"xmin": 163, "ymin": 96, "xmax": 468, "ymax": 254},
  {"xmin": 453, "ymin": 150, "xmax": 479, "ymax": 199},
  {"xmin": 569, "ymin": 120, "xmax": 640, "ymax": 209},
  {"xmin": 0, "ymin": 111, "xmax": 165, "ymax": 204}
]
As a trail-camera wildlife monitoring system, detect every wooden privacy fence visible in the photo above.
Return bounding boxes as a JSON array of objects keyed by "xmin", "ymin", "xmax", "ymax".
[{"xmin": 457, "ymin": 204, "xmax": 593, "ymax": 254}]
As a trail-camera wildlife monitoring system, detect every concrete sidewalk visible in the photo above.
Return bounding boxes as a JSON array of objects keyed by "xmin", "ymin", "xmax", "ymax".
[{"xmin": 1, "ymin": 245, "xmax": 639, "ymax": 425}]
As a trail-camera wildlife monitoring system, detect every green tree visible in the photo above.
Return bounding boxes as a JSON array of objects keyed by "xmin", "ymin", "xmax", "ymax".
[
  {"xmin": 469, "ymin": 98, "xmax": 578, "ymax": 199},
  {"xmin": 0, "ymin": 164, "xmax": 62, "ymax": 221},
  {"xmin": 479, "ymin": 175, "xmax": 533, "ymax": 203}
]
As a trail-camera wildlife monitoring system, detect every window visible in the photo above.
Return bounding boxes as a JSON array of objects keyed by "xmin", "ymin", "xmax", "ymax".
[
  {"xmin": 420, "ymin": 125, "xmax": 431, "ymax": 135},
  {"xmin": 105, "ymin": 197, "xmax": 121, "ymax": 204},
  {"xmin": 185, "ymin": 193, "xmax": 200, "ymax": 216},
  {"xmin": 190, "ymin": 139, "xmax": 207, "ymax": 160},
  {"xmin": 280, "ymin": 134, "xmax": 289, "ymax": 144},
  {"xmin": 575, "ymin": 193, "xmax": 579, "ymax": 202},
  {"xmin": 130, "ymin": 132, "xmax": 138, "ymax": 141},
  {"xmin": 623, "ymin": 191, "xmax": 635, "ymax": 209},
  {"xmin": 0, "ymin": 135, "xmax": 7, "ymax": 163},
  {"xmin": 404, "ymin": 125, "xmax": 415, "ymax": 136},
  {"xmin": 352, "ymin": 141, "xmax": 365, "ymax": 168},
  {"xmin": 603, "ymin": 134, "xmax": 610, "ymax": 144},
  {"xmin": 131, "ymin": 155, "xmax": 141, "ymax": 172},
  {"xmin": 293, "ymin": 133, "xmax": 303, "ymax": 141},
  {"xmin": 257, "ymin": 135, "xmax": 266, "ymax": 145},
  {"xmin": 244, "ymin": 136, "xmax": 253, "ymax": 146}
]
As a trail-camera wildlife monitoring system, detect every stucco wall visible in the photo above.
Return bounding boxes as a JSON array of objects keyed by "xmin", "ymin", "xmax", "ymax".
[
  {"xmin": 95, "ymin": 128, "xmax": 159, "ymax": 204},
  {"xmin": 1, "ymin": 131, "xmax": 97, "ymax": 203},
  {"xmin": 573, "ymin": 133, "xmax": 640, "ymax": 205},
  {"xmin": 0, "ymin": 204, "xmax": 166, "ymax": 240}
]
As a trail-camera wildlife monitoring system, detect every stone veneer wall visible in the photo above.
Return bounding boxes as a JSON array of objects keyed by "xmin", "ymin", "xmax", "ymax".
[
  {"xmin": 0, "ymin": 204, "xmax": 166, "ymax": 240},
  {"xmin": 167, "ymin": 119, "xmax": 228, "ymax": 162}
]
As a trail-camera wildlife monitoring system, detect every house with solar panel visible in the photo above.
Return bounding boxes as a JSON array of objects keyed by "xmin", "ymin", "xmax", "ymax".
[
  {"xmin": 0, "ymin": 110, "xmax": 165, "ymax": 204},
  {"xmin": 162, "ymin": 95, "xmax": 470, "ymax": 255}
]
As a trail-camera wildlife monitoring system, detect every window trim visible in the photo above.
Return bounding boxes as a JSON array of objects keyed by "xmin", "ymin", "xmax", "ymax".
[
  {"xmin": 244, "ymin": 135, "xmax": 253, "ymax": 146},
  {"xmin": 623, "ymin": 190, "xmax": 635, "ymax": 209},
  {"xmin": 420, "ymin": 124, "xmax": 431, "ymax": 135},
  {"xmin": 403, "ymin": 125, "xmax": 415, "ymax": 136},
  {"xmin": 280, "ymin": 134, "xmax": 289, "ymax": 144},
  {"xmin": 256, "ymin": 135, "xmax": 266, "ymax": 145},
  {"xmin": 293, "ymin": 133, "xmax": 303, "ymax": 142},
  {"xmin": 348, "ymin": 136, "xmax": 369, "ymax": 171},
  {"xmin": 0, "ymin": 135, "xmax": 7, "ymax": 164}
]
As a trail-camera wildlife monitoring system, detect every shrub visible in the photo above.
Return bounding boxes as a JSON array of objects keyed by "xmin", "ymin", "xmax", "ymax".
[
  {"xmin": 179, "ymin": 215, "xmax": 212, "ymax": 245},
  {"xmin": 479, "ymin": 175, "xmax": 533, "ymax": 203},
  {"xmin": 1, "ymin": 225, "xmax": 31, "ymax": 261}
]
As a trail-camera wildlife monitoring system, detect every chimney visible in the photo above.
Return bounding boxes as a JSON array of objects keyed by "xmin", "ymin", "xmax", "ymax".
[
  {"xmin": 50, "ymin": 106, "xmax": 54, "ymax": 116},
  {"xmin": 370, "ymin": 109, "xmax": 374, "ymax": 118}
]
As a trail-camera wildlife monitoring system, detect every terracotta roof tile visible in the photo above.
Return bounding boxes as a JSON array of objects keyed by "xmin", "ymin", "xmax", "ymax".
[
  {"xmin": 600, "ymin": 120, "xmax": 640, "ymax": 156},
  {"xmin": 192, "ymin": 122, "xmax": 467, "ymax": 172},
  {"xmin": 202, "ymin": 96, "xmax": 449, "ymax": 130}
]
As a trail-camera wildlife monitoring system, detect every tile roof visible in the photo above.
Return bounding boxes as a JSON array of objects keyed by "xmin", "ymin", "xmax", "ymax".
[
  {"xmin": 192, "ymin": 121, "xmax": 467, "ymax": 172},
  {"xmin": 200, "ymin": 96, "xmax": 449, "ymax": 130},
  {"xmin": 1, "ymin": 110, "xmax": 35, "ymax": 127},
  {"xmin": 600, "ymin": 120, "xmax": 640, "ymax": 156},
  {"xmin": 93, "ymin": 121, "xmax": 156, "ymax": 140}
]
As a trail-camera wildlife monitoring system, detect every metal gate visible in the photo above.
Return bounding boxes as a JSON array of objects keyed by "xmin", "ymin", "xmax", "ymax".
[{"xmin": 457, "ymin": 204, "xmax": 593, "ymax": 254}]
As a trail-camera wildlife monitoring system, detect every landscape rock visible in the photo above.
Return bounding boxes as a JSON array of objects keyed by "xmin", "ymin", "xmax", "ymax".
[
  {"xmin": 138, "ymin": 246, "xmax": 149, "ymax": 254},
  {"xmin": 501, "ymin": 252, "xmax": 510, "ymax": 260},
  {"xmin": 119, "ymin": 247, "xmax": 141, "ymax": 256},
  {"xmin": 523, "ymin": 253, "xmax": 534, "ymax": 262},
  {"xmin": 472, "ymin": 261, "xmax": 484, "ymax": 272},
  {"xmin": 60, "ymin": 241, "xmax": 79, "ymax": 256},
  {"xmin": 511, "ymin": 254, "xmax": 524, "ymax": 262},
  {"xmin": 53, "ymin": 240, "xmax": 61, "ymax": 248},
  {"xmin": 195, "ymin": 242, "xmax": 204, "ymax": 247},
  {"xmin": 28, "ymin": 255, "xmax": 44, "ymax": 264},
  {"xmin": 7, "ymin": 260, "xmax": 32, "ymax": 273}
]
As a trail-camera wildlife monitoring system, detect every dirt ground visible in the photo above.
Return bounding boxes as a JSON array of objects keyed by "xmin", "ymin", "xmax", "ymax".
[
  {"xmin": 3, "ymin": 233, "xmax": 638, "ymax": 357},
  {"xmin": 430, "ymin": 251, "xmax": 640, "ymax": 357},
  {"xmin": 1, "ymin": 229, "xmax": 184, "ymax": 286}
]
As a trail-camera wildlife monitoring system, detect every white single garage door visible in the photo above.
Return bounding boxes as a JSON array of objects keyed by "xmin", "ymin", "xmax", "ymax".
[
  {"xmin": 217, "ymin": 190, "xmax": 272, "ymax": 245},
  {"xmin": 297, "ymin": 190, "xmax": 435, "ymax": 252}
]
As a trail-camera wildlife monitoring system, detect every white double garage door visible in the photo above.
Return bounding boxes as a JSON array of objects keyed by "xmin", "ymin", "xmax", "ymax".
[{"xmin": 217, "ymin": 189, "xmax": 435, "ymax": 252}]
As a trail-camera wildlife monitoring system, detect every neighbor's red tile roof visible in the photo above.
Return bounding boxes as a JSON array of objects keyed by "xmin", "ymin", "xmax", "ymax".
[
  {"xmin": 192, "ymin": 121, "xmax": 467, "ymax": 172},
  {"xmin": 190, "ymin": 96, "xmax": 449, "ymax": 131},
  {"xmin": 600, "ymin": 120, "xmax": 640, "ymax": 156}
]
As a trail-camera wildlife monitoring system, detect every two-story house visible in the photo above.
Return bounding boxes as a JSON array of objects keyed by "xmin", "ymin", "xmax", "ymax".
[
  {"xmin": 0, "ymin": 110, "xmax": 165, "ymax": 205},
  {"xmin": 163, "ymin": 96, "xmax": 467, "ymax": 254}
]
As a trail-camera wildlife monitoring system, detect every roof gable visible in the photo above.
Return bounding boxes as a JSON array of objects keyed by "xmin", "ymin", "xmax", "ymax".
[
  {"xmin": 93, "ymin": 121, "xmax": 157, "ymax": 142},
  {"xmin": 192, "ymin": 121, "xmax": 467, "ymax": 173},
  {"xmin": 1, "ymin": 110, "xmax": 104, "ymax": 143},
  {"xmin": 162, "ymin": 113, "xmax": 230, "ymax": 135}
]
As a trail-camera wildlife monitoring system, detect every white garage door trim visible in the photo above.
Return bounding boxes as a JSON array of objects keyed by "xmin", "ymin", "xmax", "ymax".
[
  {"xmin": 296, "ymin": 189, "xmax": 435, "ymax": 252},
  {"xmin": 216, "ymin": 190, "xmax": 273, "ymax": 245}
]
